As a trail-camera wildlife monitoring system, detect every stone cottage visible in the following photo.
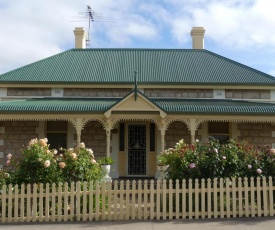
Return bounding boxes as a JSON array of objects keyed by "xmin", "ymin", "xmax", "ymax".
[{"xmin": 1, "ymin": 27, "xmax": 275, "ymax": 178}]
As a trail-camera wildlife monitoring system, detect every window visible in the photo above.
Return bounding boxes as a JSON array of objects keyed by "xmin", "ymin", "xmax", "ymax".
[
  {"xmin": 208, "ymin": 122, "xmax": 230, "ymax": 144},
  {"xmin": 150, "ymin": 123, "xmax": 155, "ymax": 152},
  {"xmin": 119, "ymin": 123, "xmax": 125, "ymax": 151},
  {"xmin": 46, "ymin": 121, "xmax": 67, "ymax": 150}
]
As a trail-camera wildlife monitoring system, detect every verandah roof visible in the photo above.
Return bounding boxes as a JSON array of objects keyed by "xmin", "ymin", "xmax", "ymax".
[{"xmin": 0, "ymin": 98, "xmax": 275, "ymax": 115}]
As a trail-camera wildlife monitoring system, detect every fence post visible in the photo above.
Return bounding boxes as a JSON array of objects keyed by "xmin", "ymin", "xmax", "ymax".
[
  {"xmin": 162, "ymin": 179, "xmax": 167, "ymax": 220},
  {"xmin": 101, "ymin": 181, "xmax": 106, "ymax": 221},
  {"xmin": 14, "ymin": 184, "xmax": 19, "ymax": 222},
  {"xmin": 238, "ymin": 178, "xmax": 243, "ymax": 217},
  {"xmin": 143, "ymin": 180, "xmax": 148, "ymax": 220},
  {"xmin": 213, "ymin": 178, "xmax": 218, "ymax": 218},
  {"xmin": 30, "ymin": 183, "xmax": 37, "ymax": 222},
  {"xmin": 256, "ymin": 177, "xmax": 261, "ymax": 216},
  {"xmin": 156, "ymin": 180, "xmax": 160, "ymax": 220},
  {"xmin": 82, "ymin": 182, "xmax": 87, "ymax": 221},
  {"xmin": 26, "ymin": 184, "xmax": 31, "ymax": 222},
  {"xmin": 263, "ymin": 177, "xmax": 268, "ymax": 216},
  {"xmin": 168, "ymin": 179, "xmax": 173, "ymax": 219},
  {"xmin": 1, "ymin": 184, "xmax": 6, "ymax": 223},
  {"xmin": 175, "ymin": 179, "xmax": 180, "ymax": 219},
  {"xmin": 150, "ymin": 180, "xmax": 154, "ymax": 220},
  {"xmin": 58, "ymin": 183, "xmax": 63, "ymax": 222},
  {"xmin": 201, "ymin": 179, "xmax": 205, "ymax": 219},
  {"xmin": 225, "ymin": 178, "xmax": 230, "ymax": 218},
  {"xmin": 207, "ymin": 178, "xmax": 211, "ymax": 218},
  {"xmin": 219, "ymin": 178, "xmax": 224, "ymax": 218},
  {"xmin": 20, "ymin": 184, "xmax": 25, "ymax": 222},
  {"xmin": 232, "ymin": 178, "xmax": 236, "ymax": 218},
  {"xmin": 88, "ymin": 181, "xmax": 94, "ymax": 221},
  {"xmin": 250, "ymin": 177, "xmax": 255, "ymax": 217},
  {"xmin": 269, "ymin": 177, "xmax": 274, "ymax": 216},
  {"xmin": 70, "ymin": 182, "xmax": 75, "ymax": 221},
  {"xmin": 120, "ymin": 180, "xmax": 125, "ymax": 220},
  {"xmin": 244, "ymin": 177, "xmax": 249, "ymax": 217},
  {"xmin": 63, "ymin": 183, "xmax": 68, "ymax": 221},
  {"xmin": 137, "ymin": 180, "xmax": 142, "ymax": 220},
  {"xmin": 8, "ymin": 184, "xmax": 13, "ymax": 223}
]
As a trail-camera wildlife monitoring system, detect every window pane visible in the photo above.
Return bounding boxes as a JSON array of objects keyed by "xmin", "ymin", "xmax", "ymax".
[{"xmin": 47, "ymin": 133, "xmax": 67, "ymax": 150}]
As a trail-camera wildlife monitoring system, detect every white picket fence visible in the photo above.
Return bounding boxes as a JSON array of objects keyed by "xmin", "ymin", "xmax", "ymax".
[{"xmin": 0, "ymin": 177, "xmax": 275, "ymax": 223}]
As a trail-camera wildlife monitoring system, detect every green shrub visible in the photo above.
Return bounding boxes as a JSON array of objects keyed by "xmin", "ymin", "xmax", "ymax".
[
  {"xmin": 5, "ymin": 139, "xmax": 103, "ymax": 185},
  {"xmin": 158, "ymin": 138, "xmax": 274, "ymax": 181},
  {"xmin": 57, "ymin": 143, "xmax": 103, "ymax": 183}
]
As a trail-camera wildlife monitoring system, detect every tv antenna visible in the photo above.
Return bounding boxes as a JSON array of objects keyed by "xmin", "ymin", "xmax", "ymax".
[{"xmin": 71, "ymin": 5, "xmax": 111, "ymax": 46}]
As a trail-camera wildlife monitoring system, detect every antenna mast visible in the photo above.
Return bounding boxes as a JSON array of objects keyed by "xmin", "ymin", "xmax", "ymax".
[{"xmin": 71, "ymin": 5, "xmax": 111, "ymax": 47}]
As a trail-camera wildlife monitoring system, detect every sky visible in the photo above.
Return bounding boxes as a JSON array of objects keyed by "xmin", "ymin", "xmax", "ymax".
[{"xmin": 0, "ymin": 0, "xmax": 275, "ymax": 76}]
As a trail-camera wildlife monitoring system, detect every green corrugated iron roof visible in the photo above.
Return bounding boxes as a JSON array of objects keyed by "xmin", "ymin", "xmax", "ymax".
[
  {"xmin": 0, "ymin": 98, "xmax": 118, "ymax": 113},
  {"xmin": 0, "ymin": 49, "xmax": 275, "ymax": 85},
  {"xmin": 1, "ymin": 98, "xmax": 275, "ymax": 115},
  {"xmin": 153, "ymin": 99, "xmax": 275, "ymax": 115}
]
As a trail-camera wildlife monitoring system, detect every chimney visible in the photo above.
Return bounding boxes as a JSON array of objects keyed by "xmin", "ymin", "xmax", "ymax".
[
  {"xmin": 73, "ymin": 27, "xmax": 87, "ymax": 49},
  {"xmin": 190, "ymin": 27, "xmax": 205, "ymax": 49}
]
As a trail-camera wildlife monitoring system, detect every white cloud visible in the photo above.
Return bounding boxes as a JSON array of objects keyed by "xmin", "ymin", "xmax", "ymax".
[
  {"xmin": 164, "ymin": 0, "xmax": 275, "ymax": 50},
  {"xmin": 0, "ymin": 0, "xmax": 275, "ymax": 75}
]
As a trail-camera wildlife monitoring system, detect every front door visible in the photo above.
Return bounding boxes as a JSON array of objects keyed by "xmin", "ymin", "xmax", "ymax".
[{"xmin": 128, "ymin": 124, "xmax": 146, "ymax": 175}]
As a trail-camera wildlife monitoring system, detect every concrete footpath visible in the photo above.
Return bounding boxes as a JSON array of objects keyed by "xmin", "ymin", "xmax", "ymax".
[{"xmin": 1, "ymin": 217, "xmax": 275, "ymax": 230}]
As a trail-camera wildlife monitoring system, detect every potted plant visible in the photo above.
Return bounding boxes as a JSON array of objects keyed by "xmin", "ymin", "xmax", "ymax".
[{"xmin": 98, "ymin": 156, "xmax": 114, "ymax": 182}]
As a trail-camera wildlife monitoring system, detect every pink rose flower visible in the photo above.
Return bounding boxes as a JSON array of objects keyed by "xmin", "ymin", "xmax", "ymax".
[
  {"xmin": 7, "ymin": 153, "xmax": 12, "ymax": 160},
  {"xmin": 78, "ymin": 142, "xmax": 85, "ymax": 148},
  {"xmin": 222, "ymin": 156, "xmax": 226, "ymax": 160},
  {"xmin": 256, "ymin": 168, "xmax": 262, "ymax": 174},
  {"xmin": 39, "ymin": 138, "xmax": 47, "ymax": 147},
  {"xmin": 189, "ymin": 163, "xmax": 196, "ymax": 169},
  {"xmin": 44, "ymin": 160, "xmax": 50, "ymax": 168},
  {"xmin": 59, "ymin": 162, "xmax": 66, "ymax": 168},
  {"xmin": 71, "ymin": 152, "xmax": 77, "ymax": 160}
]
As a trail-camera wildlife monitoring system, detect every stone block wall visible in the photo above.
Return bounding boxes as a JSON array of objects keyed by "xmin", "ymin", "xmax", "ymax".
[
  {"xmin": 81, "ymin": 121, "xmax": 106, "ymax": 158},
  {"xmin": 237, "ymin": 122, "xmax": 275, "ymax": 147},
  {"xmin": 64, "ymin": 88, "xmax": 131, "ymax": 97},
  {"xmin": 144, "ymin": 89, "xmax": 213, "ymax": 98},
  {"xmin": 165, "ymin": 121, "xmax": 194, "ymax": 148},
  {"xmin": 7, "ymin": 88, "xmax": 51, "ymax": 96},
  {"xmin": 0, "ymin": 121, "xmax": 39, "ymax": 167},
  {"xmin": 225, "ymin": 90, "xmax": 270, "ymax": 99}
]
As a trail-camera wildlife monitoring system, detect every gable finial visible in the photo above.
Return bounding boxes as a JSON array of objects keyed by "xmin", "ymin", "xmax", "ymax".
[{"xmin": 134, "ymin": 71, "xmax": 138, "ymax": 101}]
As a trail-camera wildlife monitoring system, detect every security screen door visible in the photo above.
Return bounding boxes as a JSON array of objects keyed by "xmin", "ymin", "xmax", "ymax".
[{"xmin": 128, "ymin": 124, "xmax": 146, "ymax": 175}]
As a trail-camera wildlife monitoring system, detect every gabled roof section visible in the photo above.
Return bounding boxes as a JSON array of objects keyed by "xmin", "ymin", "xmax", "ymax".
[
  {"xmin": 1, "ymin": 49, "xmax": 275, "ymax": 85},
  {"xmin": 104, "ymin": 90, "xmax": 167, "ymax": 118}
]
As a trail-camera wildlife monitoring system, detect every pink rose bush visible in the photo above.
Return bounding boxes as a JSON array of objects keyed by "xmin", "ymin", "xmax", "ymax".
[
  {"xmin": 158, "ymin": 137, "xmax": 275, "ymax": 181},
  {"xmin": 57, "ymin": 145, "xmax": 102, "ymax": 183},
  {"xmin": 4, "ymin": 138, "xmax": 103, "ymax": 185}
]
